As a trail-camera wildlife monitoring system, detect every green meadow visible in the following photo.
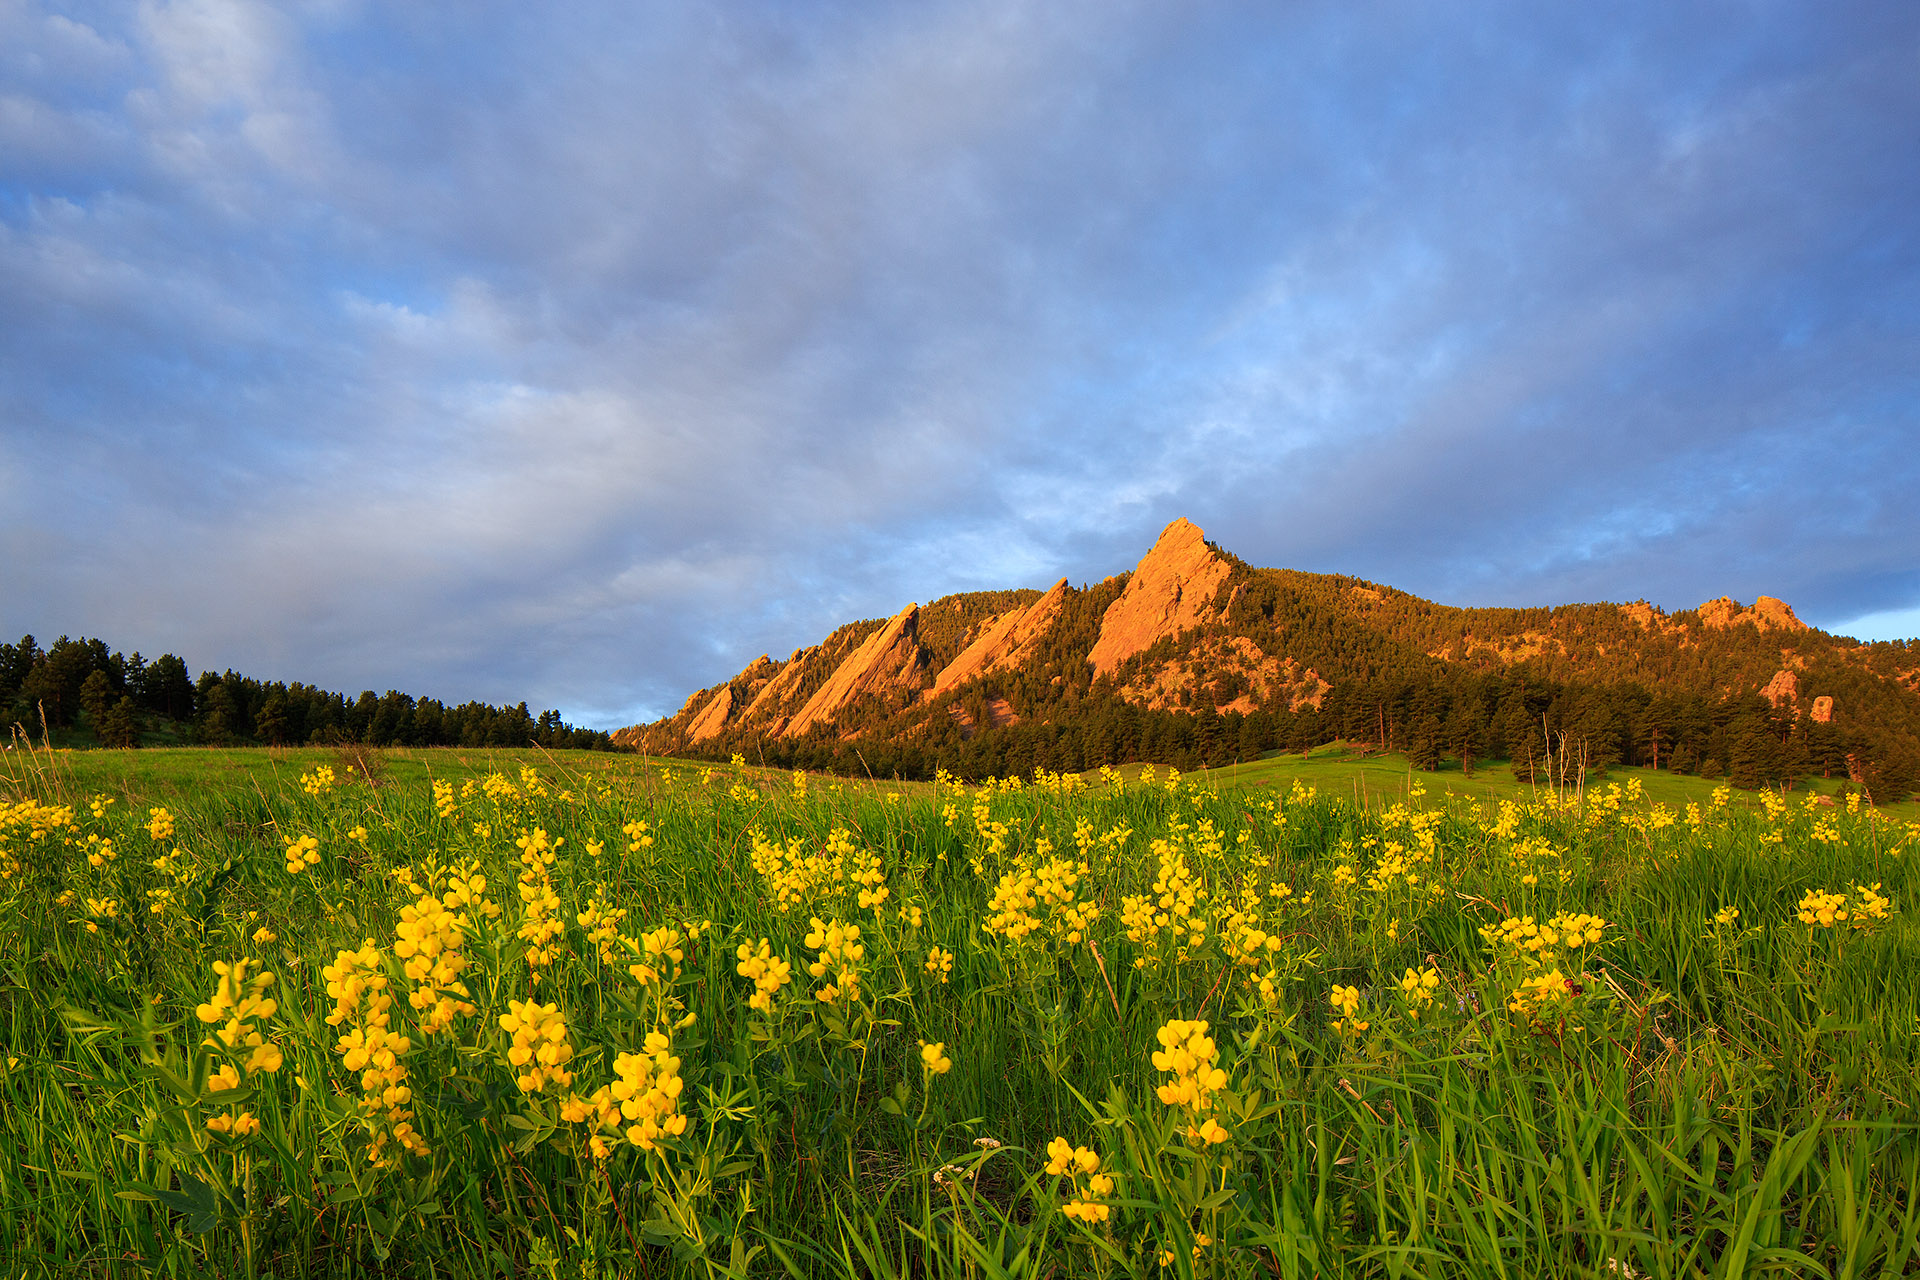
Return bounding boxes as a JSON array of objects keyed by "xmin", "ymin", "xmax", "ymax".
[{"xmin": 2, "ymin": 743, "xmax": 1918, "ymax": 1277}]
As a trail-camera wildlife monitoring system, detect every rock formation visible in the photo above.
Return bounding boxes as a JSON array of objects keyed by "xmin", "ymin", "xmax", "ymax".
[
  {"xmin": 783, "ymin": 604, "xmax": 928, "ymax": 738},
  {"xmin": 1121, "ymin": 635, "xmax": 1327, "ymax": 715},
  {"xmin": 686, "ymin": 685, "xmax": 735, "ymax": 741},
  {"xmin": 1752, "ymin": 596, "xmax": 1810, "ymax": 632},
  {"xmin": 1761, "ymin": 669, "xmax": 1799, "ymax": 710},
  {"xmin": 1088, "ymin": 519, "xmax": 1233, "ymax": 677},
  {"xmin": 931, "ymin": 578, "xmax": 1068, "ymax": 696},
  {"xmin": 1697, "ymin": 595, "xmax": 1810, "ymax": 632},
  {"xmin": 1812, "ymin": 696, "xmax": 1834, "ymax": 724},
  {"xmin": 742, "ymin": 653, "xmax": 811, "ymax": 723}
]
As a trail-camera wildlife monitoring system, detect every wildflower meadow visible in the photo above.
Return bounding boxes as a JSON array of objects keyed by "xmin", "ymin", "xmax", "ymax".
[{"xmin": 2, "ymin": 744, "xmax": 1917, "ymax": 1278}]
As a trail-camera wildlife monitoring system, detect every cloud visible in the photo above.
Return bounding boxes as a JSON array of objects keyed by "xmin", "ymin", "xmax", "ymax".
[{"xmin": 3, "ymin": 0, "xmax": 1917, "ymax": 726}]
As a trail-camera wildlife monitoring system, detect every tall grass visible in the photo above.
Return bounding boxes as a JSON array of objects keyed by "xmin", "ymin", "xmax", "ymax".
[{"xmin": 1, "ymin": 750, "xmax": 1915, "ymax": 1277}]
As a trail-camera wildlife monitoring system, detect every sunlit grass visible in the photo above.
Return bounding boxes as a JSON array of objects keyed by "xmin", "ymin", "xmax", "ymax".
[{"xmin": 3, "ymin": 745, "xmax": 1918, "ymax": 1277}]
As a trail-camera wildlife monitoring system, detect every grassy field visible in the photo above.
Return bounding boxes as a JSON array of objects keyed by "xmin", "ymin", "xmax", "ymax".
[{"xmin": 3, "ymin": 744, "xmax": 1919, "ymax": 1277}]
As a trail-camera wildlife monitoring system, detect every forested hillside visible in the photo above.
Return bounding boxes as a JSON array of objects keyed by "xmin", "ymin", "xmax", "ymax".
[{"xmin": 623, "ymin": 520, "xmax": 1920, "ymax": 800}]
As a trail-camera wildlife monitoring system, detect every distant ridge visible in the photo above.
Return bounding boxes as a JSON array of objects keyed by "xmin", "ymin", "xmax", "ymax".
[{"xmin": 619, "ymin": 520, "xmax": 1920, "ymax": 799}]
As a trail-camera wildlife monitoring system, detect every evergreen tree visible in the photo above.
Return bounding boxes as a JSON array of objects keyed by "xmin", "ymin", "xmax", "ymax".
[{"xmin": 98, "ymin": 696, "xmax": 141, "ymax": 749}]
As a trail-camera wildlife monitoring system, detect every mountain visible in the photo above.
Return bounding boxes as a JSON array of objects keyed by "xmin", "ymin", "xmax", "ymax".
[{"xmin": 617, "ymin": 519, "xmax": 1920, "ymax": 799}]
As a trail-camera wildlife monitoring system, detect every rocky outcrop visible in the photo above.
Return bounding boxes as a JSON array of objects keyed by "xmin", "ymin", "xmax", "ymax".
[
  {"xmin": 1752, "ymin": 596, "xmax": 1810, "ymax": 632},
  {"xmin": 1698, "ymin": 595, "xmax": 1810, "ymax": 632},
  {"xmin": 1761, "ymin": 670, "xmax": 1799, "ymax": 710},
  {"xmin": 783, "ymin": 604, "xmax": 928, "ymax": 738},
  {"xmin": 1121, "ymin": 635, "xmax": 1327, "ymax": 714},
  {"xmin": 686, "ymin": 685, "xmax": 736, "ymax": 742},
  {"xmin": 1812, "ymin": 696, "xmax": 1835, "ymax": 724},
  {"xmin": 1088, "ymin": 519, "xmax": 1233, "ymax": 677},
  {"xmin": 741, "ymin": 653, "xmax": 812, "ymax": 724},
  {"xmin": 932, "ymin": 578, "xmax": 1068, "ymax": 696}
]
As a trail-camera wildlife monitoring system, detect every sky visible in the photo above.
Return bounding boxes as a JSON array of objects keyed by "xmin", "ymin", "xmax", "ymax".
[{"xmin": 3, "ymin": 0, "xmax": 1918, "ymax": 729}]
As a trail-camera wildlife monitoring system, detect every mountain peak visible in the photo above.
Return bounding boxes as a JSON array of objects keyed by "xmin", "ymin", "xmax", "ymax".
[
  {"xmin": 1696, "ymin": 595, "xmax": 1810, "ymax": 632},
  {"xmin": 1087, "ymin": 518, "xmax": 1233, "ymax": 676}
]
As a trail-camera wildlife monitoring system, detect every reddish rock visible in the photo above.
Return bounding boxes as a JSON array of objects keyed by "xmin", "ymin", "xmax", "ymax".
[
  {"xmin": 1696, "ymin": 597, "xmax": 1743, "ymax": 629},
  {"xmin": 1761, "ymin": 670, "xmax": 1799, "ymax": 709},
  {"xmin": 741, "ymin": 652, "xmax": 811, "ymax": 723},
  {"xmin": 932, "ymin": 578, "xmax": 1068, "ymax": 696},
  {"xmin": 1752, "ymin": 596, "xmax": 1810, "ymax": 632},
  {"xmin": 686, "ymin": 685, "xmax": 735, "ymax": 742},
  {"xmin": 1696, "ymin": 595, "xmax": 1810, "ymax": 632},
  {"xmin": 1088, "ymin": 519, "xmax": 1233, "ymax": 677},
  {"xmin": 784, "ymin": 604, "xmax": 928, "ymax": 738},
  {"xmin": 1811, "ymin": 695, "xmax": 1834, "ymax": 724}
]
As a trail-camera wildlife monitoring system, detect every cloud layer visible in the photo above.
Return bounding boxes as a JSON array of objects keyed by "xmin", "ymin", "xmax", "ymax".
[{"xmin": 4, "ymin": 0, "xmax": 1917, "ymax": 726}]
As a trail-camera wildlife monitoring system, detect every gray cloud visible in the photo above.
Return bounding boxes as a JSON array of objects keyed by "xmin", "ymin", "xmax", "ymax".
[{"xmin": 3, "ymin": 0, "xmax": 1917, "ymax": 728}]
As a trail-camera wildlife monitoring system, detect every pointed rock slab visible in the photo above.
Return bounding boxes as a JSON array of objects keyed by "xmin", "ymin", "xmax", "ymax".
[
  {"xmin": 784, "ymin": 604, "xmax": 928, "ymax": 738},
  {"xmin": 686, "ymin": 685, "xmax": 736, "ymax": 742},
  {"xmin": 739, "ymin": 654, "xmax": 807, "ymax": 724},
  {"xmin": 932, "ymin": 578, "xmax": 1069, "ymax": 696},
  {"xmin": 1088, "ymin": 519, "xmax": 1233, "ymax": 677}
]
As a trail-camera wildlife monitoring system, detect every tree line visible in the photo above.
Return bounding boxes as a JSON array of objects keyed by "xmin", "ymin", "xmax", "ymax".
[
  {"xmin": 0, "ymin": 635, "xmax": 615, "ymax": 751},
  {"xmin": 670, "ymin": 664, "xmax": 1917, "ymax": 804}
]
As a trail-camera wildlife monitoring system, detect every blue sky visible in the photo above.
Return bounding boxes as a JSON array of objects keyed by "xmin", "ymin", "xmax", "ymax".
[{"xmin": 3, "ymin": 0, "xmax": 1917, "ymax": 728}]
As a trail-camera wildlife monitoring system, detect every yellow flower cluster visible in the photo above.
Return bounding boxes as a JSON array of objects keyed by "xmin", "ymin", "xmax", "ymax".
[
  {"xmin": 1799, "ymin": 884, "xmax": 1895, "ymax": 930},
  {"xmin": 1330, "ymin": 983, "xmax": 1370, "ymax": 1033},
  {"xmin": 577, "ymin": 898, "xmax": 628, "ymax": 966},
  {"xmin": 393, "ymin": 892, "xmax": 476, "ymax": 1034},
  {"xmin": 1399, "ymin": 965, "xmax": 1441, "ymax": 1018},
  {"xmin": 1479, "ymin": 912, "xmax": 1608, "ymax": 963},
  {"xmin": 1151, "ymin": 1018, "xmax": 1230, "ymax": 1146},
  {"xmin": 1507, "ymin": 968, "xmax": 1579, "ymax": 1020},
  {"xmin": 84, "ymin": 833, "xmax": 116, "ymax": 868},
  {"xmin": 606, "ymin": 1031, "xmax": 688, "ymax": 1150},
  {"xmin": 432, "ymin": 779, "xmax": 459, "ymax": 820},
  {"xmin": 146, "ymin": 807, "xmax": 174, "ymax": 842},
  {"xmin": 81, "ymin": 896, "xmax": 118, "ymax": 932},
  {"xmin": 918, "ymin": 1040, "xmax": 952, "ymax": 1075},
  {"xmin": 748, "ymin": 827, "xmax": 863, "ymax": 914},
  {"xmin": 622, "ymin": 819, "xmax": 655, "ymax": 852},
  {"xmin": 1045, "ymin": 1137, "xmax": 1115, "ymax": 1223},
  {"xmin": 805, "ymin": 916, "xmax": 864, "ymax": 1004},
  {"xmin": 1798, "ymin": 890, "xmax": 1849, "ymax": 927},
  {"xmin": 851, "ymin": 845, "xmax": 890, "ymax": 911},
  {"xmin": 298, "ymin": 766, "xmax": 336, "ymax": 796},
  {"xmin": 924, "ymin": 945, "xmax": 954, "ymax": 983},
  {"xmin": 196, "ymin": 957, "xmax": 284, "ymax": 1076},
  {"xmin": 984, "ymin": 866, "xmax": 1042, "ymax": 942},
  {"xmin": 205, "ymin": 1110, "xmax": 261, "ymax": 1136},
  {"xmin": 500, "ymin": 999, "xmax": 575, "ymax": 1094},
  {"xmin": 283, "ymin": 834, "xmax": 320, "ymax": 875},
  {"xmin": 195, "ymin": 957, "xmax": 283, "ymax": 1134},
  {"xmin": 1132, "ymin": 831, "xmax": 1215, "ymax": 960},
  {"xmin": 627, "ymin": 924, "xmax": 687, "ymax": 989},
  {"xmin": 515, "ymin": 828, "xmax": 563, "ymax": 980},
  {"xmin": 323, "ymin": 942, "xmax": 426, "ymax": 1162},
  {"xmin": 735, "ymin": 938, "xmax": 793, "ymax": 1011}
]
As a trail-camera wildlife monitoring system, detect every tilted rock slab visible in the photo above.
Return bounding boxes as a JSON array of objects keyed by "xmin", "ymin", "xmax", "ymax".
[
  {"xmin": 686, "ymin": 684, "xmax": 736, "ymax": 742},
  {"xmin": 1088, "ymin": 518, "xmax": 1233, "ymax": 677},
  {"xmin": 931, "ymin": 578, "xmax": 1069, "ymax": 697},
  {"xmin": 783, "ymin": 604, "xmax": 928, "ymax": 738}
]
